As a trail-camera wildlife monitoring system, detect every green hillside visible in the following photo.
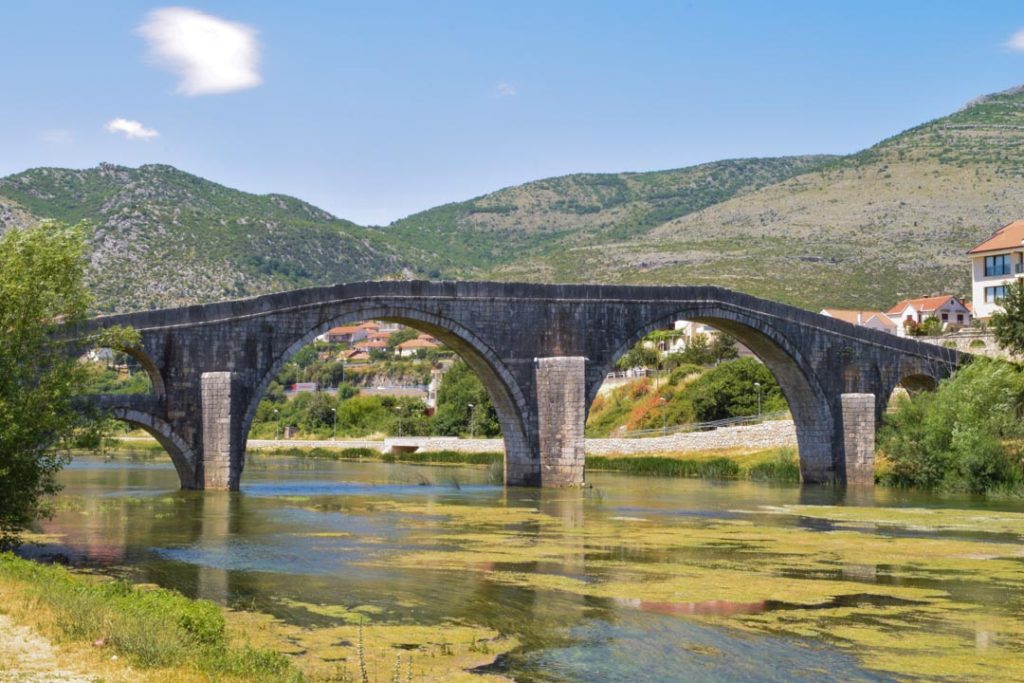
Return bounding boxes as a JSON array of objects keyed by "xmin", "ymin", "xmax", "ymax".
[
  {"xmin": 380, "ymin": 156, "xmax": 835, "ymax": 277},
  {"xmin": 489, "ymin": 87, "xmax": 1024, "ymax": 308},
  {"xmin": 4, "ymin": 85, "xmax": 1024, "ymax": 313},
  {"xmin": 0, "ymin": 164, "xmax": 411, "ymax": 312}
]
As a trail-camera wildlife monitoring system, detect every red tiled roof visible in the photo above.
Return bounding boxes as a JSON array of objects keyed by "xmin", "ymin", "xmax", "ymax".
[
  {"xmin": 968, "ymin": 219, "xmax": 1024, "ymax": 254},
  {"xmin": 886, "ymin": 295, "xmax": 961, "ymax": 315},
  {"xmin": 327, "ymin": 325, "xmax": 362, "ymax": 335},
  {"xmin": 397, "ymin": 338, "xmax": 439, "ymax": 350}
]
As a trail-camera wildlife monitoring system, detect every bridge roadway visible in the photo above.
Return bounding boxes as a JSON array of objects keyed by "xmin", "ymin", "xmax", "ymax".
[{"xmin": 77, "ymin": 281, "xmax": 964, "ymax": 490}]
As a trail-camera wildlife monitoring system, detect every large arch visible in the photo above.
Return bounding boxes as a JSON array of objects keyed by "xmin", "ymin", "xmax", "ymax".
[
  {"xmin": 107, "ymin": 407, "xmax": 198, "ymax": 488},
  {"xmin": 597, "ymin": 304, "xmax": 837, "ymax": 483},
  {"xmin": 239, "ymin": 304, "xmax": 533, "ymax": 484}
]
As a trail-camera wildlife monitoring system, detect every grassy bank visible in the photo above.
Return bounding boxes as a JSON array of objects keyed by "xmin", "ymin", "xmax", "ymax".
[
  {"xmin": 248, "ymin": 443, "xmax": 801, "ymax": 483},
  {"xmin": 0, "ymin": 553, "xmax": 299, "ymax": 682}
]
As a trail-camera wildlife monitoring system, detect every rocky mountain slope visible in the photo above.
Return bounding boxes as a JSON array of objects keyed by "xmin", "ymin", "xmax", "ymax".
[
  {"xmin": 0, "ymin": 164, "xmax": 411, "ymax": 311},
  {"xmin": 4, "ymin": 85, "xmax": 1024, "ymax": 313}
]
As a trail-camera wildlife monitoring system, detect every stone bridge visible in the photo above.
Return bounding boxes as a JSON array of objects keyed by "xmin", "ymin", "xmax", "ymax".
[{"xmin": 76, "ymin": 281, "xmax": 964, "ymax": 490}]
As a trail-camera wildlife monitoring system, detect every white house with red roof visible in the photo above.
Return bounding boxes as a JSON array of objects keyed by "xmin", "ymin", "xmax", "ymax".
[
  {"xmin": 819, "ymin": 308, "xmax": 897, "ymax": 334},
  {"xmin": 885, "ymin": 296, "xmax": 971, "ymax": 337},
  {"xmin": 968, "ymin": 219, "xmax": 1024, "ymax": 319}
]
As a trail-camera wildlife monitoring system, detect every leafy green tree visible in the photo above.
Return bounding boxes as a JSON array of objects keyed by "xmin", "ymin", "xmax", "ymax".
[
  {"xmin": 991, "ymin": 278, "xmax": 1024, "ymax": 355},
  {"xmin": 0, "ymin": 222, "xmax": 137, "ymax": 547},
  {"xmin": 709, "ymin": 334, "xmax": 740, "ymax": 365},
  {"xmin": 615, "ymin": 344, "xmax": 661, "ymax": 371},
  {"xmin": 386, "ymin": 328, "xmax": 419, "ymax": 352},
  {"xmin": 879, "ymin": 358, "xmax": 1024, "ymax": 493},
  {"xmin": 916, "ymin": 317, "xmax": 943, "ymax": 337},
  {"xmin": 684, "ymin": 358, "xmax": 785, "ymax": 421},
  {"xmin": 432, "ymin": 361, "xmax": 500, "ymax": 436}
]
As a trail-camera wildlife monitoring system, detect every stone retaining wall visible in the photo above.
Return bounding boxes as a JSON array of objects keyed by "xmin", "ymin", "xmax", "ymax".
[{"xmin": 244, "ymin": 419, "xmax": 797, "ymax": 456}]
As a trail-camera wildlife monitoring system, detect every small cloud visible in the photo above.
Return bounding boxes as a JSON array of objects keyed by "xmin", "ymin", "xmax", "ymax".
[
  {"xmin": 138, "ymin": 7, "xmax": 261, "ymax": 96},
  {"xmin": 105, "ymin": 118, "xmax": 160, "ymax": 140},
  {"xmin": 494, "ymin": 81, "xmax": 518, "ymax": 97},
  {"xmin": 1004, "ymin": 28, "xmax": 1024, "ymax": 52},
  {"xmin": 41, "ymin": 129, "xmax": 72, "ymax": 145}
]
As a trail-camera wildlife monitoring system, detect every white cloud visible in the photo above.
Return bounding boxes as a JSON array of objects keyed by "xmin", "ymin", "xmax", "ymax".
[
  {"xmin": 41, "ymin": 129, "xmax": 72, "ymax": 145},
  {"xmin": 138, "ymin": 7, "xmax": 261, "ymax": 96},
  {"xmin": 494, "ymin": 81, "xmax": 518, "ymax": 97},
  {"xmin": 1005, "ymin": 29, "xmax": 1024, "ymax": 52},
  {"xmin": 105, "ymin": 118, "xmax": 160, "ymax": 140}
]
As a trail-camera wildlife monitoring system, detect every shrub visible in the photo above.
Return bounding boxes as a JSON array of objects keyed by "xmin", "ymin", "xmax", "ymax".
[{"xmin": 879, "ymin": 358, "xmax": 1024, "ymax": 493}]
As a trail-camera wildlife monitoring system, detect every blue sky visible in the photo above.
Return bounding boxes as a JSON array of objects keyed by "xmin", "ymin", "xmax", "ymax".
[{"xmin": 3, "ymin": 1, "xmax": 1024, "ymax": 224}]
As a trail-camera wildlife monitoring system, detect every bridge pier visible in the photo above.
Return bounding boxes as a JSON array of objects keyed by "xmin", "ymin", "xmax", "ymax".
[
  {"xmin": 840, "ymin": 393, "xmax": 875, "ymax": 486},
  {"xmin": 201, "ymin": 372, "xmax": 244, "ymax": 491},
  {"xmin": 534, "ymin": 357, "xmax": 586, "ymax": 487}
]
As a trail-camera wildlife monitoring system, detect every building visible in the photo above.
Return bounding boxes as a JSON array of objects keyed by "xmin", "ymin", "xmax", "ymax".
[
  {"xmin": 395, "ymin": 337, "xmax": 440, "ymax": 357},
  {"xmin": 886, "ymin": 296, "xmax": 971, "ymax": 337},
  {"xmin": 321, "ymin": 325, "xmax": 368, "ymax": 344},
  {"xmin": 968, "ymin": 219, "xmax": 1024, "ymax": 319},
  {"xmin": 354, "ymin": 339, "xmax": 388, "ymax": 352},
  {"xmin": 819, "ymin": 308, "xmax": 897, "ymax": 334}
]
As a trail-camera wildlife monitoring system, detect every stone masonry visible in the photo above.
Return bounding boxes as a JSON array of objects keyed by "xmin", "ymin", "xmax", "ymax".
[
  {"xmin": 77, "ymin": 280, "xmax": 965, "ymax": 491},
  {"xmin": 201, "ymin": 372, "xmax": 242, "ymax": 490},
  {"xmin": 841, "ymin": 393, "xmax": 876, "ymax": 486},
  {"xmin": 535, "ymin": 357, "xmax": 586, "ymax": 486}
]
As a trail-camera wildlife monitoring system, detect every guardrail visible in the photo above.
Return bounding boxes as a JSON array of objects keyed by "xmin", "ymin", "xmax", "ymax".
[{"xmin": 618, "ymin": 410, "xmax": 791, "ymax": 438}]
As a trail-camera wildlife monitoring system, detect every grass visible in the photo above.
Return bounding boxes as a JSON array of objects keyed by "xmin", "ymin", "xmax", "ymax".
[
  {"xmin": 0, "ymin": 553, "xmax": 301, "ymax": 682},
  {"xmin": 589, "ymin": 447, "xmax": 800, "ymax": 482}
]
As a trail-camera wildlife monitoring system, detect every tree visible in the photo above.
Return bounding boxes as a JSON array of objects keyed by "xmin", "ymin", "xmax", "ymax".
[
  {"xmin": 431, "ymin": 361, "xmax": 500, "ymax": 437},
  {"xmin": 0, "ymin": 222, "xmax": 137, "ymax": 547},
  {"xmin": 916, "ymin": 317, "xmax": 943, "ymax": 337},
  {"xmin": 684, "ymin": 358, "xmax": 785, "ymax": 421},
  {"xmin": 991, "ymin": 278, "xmax": 1024, "ymax": 355},
  {"xmin": 709, "ymin": 334, "xmax": 740, "ymax": 365}
]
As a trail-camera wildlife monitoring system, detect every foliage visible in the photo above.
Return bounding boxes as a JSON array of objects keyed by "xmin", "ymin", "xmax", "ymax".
[
  {"xmin": 587, "ymin": 455, "xmax": 741, "ymax": 479},
  {"xmin": 991, "ymin": 278, "xmax": 1024, "ymax": 355},
  {"xmin": 432, "ymin": 361, "xmax": 500, "ymax": 437},
  {"xmin": 0, "ymin": 222, "xmax": 138, "ymax": 548},
  {"xmin": 909, "ymin": 316, "xmax": 943, "ymax": 337},
  {"xmin": 615, "ymin": 343, "xmax": 661, "ymax": 370},
  {"xmin": 0, "ymin": 553, "xmax": 299, "ymax": 680},
  {"xmin": 685, "ymin": 358, "xmax": 786, "ymax": 422},
  {"xmin": 878, "ymin": 358, "xmax": 1024, "ymax": 493}
]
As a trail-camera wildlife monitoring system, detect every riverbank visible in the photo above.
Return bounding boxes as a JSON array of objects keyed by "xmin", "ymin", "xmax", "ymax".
[{"xmin": 0, "ymin": 552, "xmax": 514, "ymax": 682}]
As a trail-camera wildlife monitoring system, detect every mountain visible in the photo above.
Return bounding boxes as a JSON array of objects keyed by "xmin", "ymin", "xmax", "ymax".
[
  {"xmin": 474, "ymin": 87, "xmax": 1024, "ymax": 308},
  {"xmin": 0, "ymin": 163, "xmax": 411, "ymax": 312},
  {"xmin": 4, "ymin": 85, "xmax": 1024, "ymax": 313},
  {"xmin": 380, "ymin": 156, "xmax": 835, "ymax": 278}
]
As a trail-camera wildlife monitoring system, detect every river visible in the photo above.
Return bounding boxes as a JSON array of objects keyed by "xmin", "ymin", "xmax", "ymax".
[{"xmin": 23, "ymin": 452, "xmax": 1024, "ymax": 682}]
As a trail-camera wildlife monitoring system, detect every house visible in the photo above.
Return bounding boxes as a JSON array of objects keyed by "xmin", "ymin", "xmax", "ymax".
[
  {"xmin": 341, "ymin": 349, "xmax": 370, "ymax": 363},
  {"xmin": 354, "ymin": 339, "xmax": 388, "ymax": 352},
  {"xmin": 395, "ymin": 337, "xmax": 440, "ymax": 357},
  {"xmin": 819, "ymin": 308, "xmax": 897, "ymax": 334},
  {"xmin": 322, "ymin": 325, "xmax": 368, "ymax": 344},
  {"xmin": 968, "ymin": 219, "xmax": 1024, "ymax": 319},
  {"xmin": 667, "ymin": 320, "xmax": 720, "ymax": 353},
  {"xmin": 885, "ymin": 296, "xmax": 971, "ymax": 337}
]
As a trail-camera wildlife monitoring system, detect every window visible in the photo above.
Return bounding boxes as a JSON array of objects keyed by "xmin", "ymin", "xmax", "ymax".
[
  {"xmin": 986, "ymin": 285, "xmax": 1008, "ymax": 303},
  {"xmin": 985, "ymin": 254, "xmax": 1011, "ymax": 276},
  {"xmin": 941, "ymin": 313, "xmax": 948, "ymax": 322},
  {"xmin": 957, "ymin": 314, "xmax": 964, "ymax": 323}
]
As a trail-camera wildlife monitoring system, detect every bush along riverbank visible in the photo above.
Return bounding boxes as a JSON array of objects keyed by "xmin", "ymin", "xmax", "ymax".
[{"xmin": 878, "ymin": 357, "xmax": 1024, "ymax": 495}]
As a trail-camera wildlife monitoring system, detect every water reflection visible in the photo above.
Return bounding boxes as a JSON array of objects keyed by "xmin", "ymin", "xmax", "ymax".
[{"xmin": 24, "ymin": 453, "xmax": 1024, "ymax": 683}]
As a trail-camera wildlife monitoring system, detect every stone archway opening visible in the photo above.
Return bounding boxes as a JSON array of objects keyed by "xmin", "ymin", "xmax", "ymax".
[
  {"xmin": 80, "ymin": 345, "xmax": 164, "ymax": 399},
  {"xmin": 105, "ymin": 408, "xmax": 198, "ymax": 488},
  {"xmin": 594, "ymin": 309, "xmax": 835, "ymax": 484},
  {"xmin": 886, "ymin": 373, "xmax": 938, "ymax": 411},
  {"xmin": 240, "ymin": 310, "xmax": 530, "ymax": 488}
]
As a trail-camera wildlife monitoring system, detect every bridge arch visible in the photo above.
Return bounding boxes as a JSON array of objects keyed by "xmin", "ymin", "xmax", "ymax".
[
  {"xmin": 598, "ymin": 303, "xmax": 837, "ymax": 483},
  {"xmin": 107, "ymin": 407, "xmax": 198, "ymax": 488},
  {"xmin": 241, "ymin": 304, "xmax": 533, "ymax": 483}
]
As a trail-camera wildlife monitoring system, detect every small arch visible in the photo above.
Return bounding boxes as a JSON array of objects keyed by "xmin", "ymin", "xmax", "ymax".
[
  {"xmin": 896, "ymin": 373, "xmax": 938, "ymax": 395},
  {"xmin": 81, "ymin": 345, "xmax": 165, "ymax": 399},
  {"xmin": 241, "ymin": 305, "xmax": 532, "ymax": 484},
  {"xmin": 107, "ymin": 408, "xmax": 197, "ymax": 488},
  {"xmin": 599, "ymin": 304, "xmax": 836, "ymax": 484}
]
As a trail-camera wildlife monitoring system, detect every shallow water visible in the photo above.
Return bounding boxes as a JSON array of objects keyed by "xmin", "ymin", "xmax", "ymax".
[{"xmin": 25, "ymin": 453, "xmax": 1024, "ymax": 682}]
